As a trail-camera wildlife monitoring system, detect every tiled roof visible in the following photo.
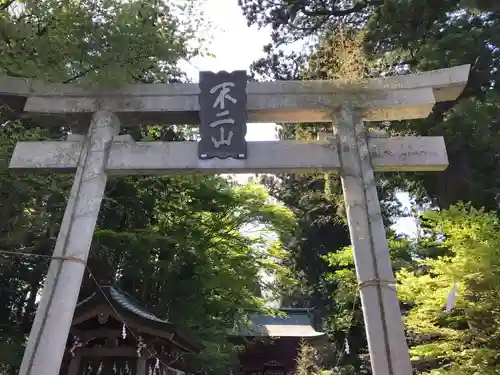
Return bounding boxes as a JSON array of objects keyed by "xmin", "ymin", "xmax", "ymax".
[
  {"xmin": 108, "ymin": 287, "xmax": 168, "ymax": 323},
  {"xmin": 76, "ymin": 286, "xmax": 169, "ymax": 324},
  {"xmin": 234, "ymin": 308, "xmax": 325, "ymax": 338},
  {"xmin": 75, "ymin": 285, "xmax": 202, "ymax": 353}
]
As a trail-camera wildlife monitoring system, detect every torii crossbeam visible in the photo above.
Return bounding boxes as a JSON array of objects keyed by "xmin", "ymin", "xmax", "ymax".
[{"xmin": 3, "ymin": 64, "xmax": 470, "ymax": 375}]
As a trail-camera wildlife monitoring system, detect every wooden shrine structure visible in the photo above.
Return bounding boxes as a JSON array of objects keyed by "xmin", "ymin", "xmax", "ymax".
[
  {"xmin": 60, "ymin": 285, "xmax": 201, "ymax": 375},
  {"xmin": 232, "ymin": 308, "xmax": 325, "ymax": 375}
]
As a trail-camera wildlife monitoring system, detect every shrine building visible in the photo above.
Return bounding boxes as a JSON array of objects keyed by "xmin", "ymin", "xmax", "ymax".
[
  {"xmin": 231, "ymin": 308, "xmax": 326, "ymax": 375},
  {"xmin": 60, "ymin": 285, "xmax": 201, "ymax": 375},
  {"xmin": 61, "ymin": 285, "xmax": 324, "ymax": 375}
]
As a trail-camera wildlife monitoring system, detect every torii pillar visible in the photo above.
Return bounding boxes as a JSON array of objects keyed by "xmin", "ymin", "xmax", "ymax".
[{"xmin": 2, "ymin": 64, "xmax": 470, "ymax": 375}]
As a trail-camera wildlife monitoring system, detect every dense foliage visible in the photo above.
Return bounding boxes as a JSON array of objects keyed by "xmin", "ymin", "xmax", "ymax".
[
  {"xmin": 0, "ymin": 0, "xmax": 202, "ymax": 84},
  {"xmin": 319, "ymin": 204, "xmax": 500, "ymax": 375},
  {"xmin": 238, "ymin": 0, "xmax": 500, "ymax": 375},
  {"xmin": 398, "ymin": 205, "xmax": 500, "ymax": 375},
  {"xmin": 0, "ymin": 1, "xmax": 294, "ymax": 374}
]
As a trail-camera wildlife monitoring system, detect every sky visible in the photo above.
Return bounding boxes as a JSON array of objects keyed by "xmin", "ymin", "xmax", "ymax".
[
  {"xmin": 179, "ymin": 0, "xmax": 418, "ymax": 237},
  {"xmin": 180, "ymin": 0, "xmax": 277, "ymax": 144}
]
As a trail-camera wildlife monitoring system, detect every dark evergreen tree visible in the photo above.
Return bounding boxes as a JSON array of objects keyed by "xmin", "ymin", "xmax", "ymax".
[{"xmin": 238, "ymin": 0, "xmax": 500, "ymax": 373}]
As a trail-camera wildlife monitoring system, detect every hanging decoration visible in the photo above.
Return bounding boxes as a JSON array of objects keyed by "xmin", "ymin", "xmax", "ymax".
[
  {"xmin": 97, "ymin": 312, "xmax": 109, "ymax": 324},
  {"xmin": 148, "ymin": 358, "xmax": 162, "ymax": 375},
  {"xmin": 445, "ymin": 280, "xmax": 457, "ymax": 313},
  {"xmin": 69, "ymin": 335, "xmax": 84, "ymax": 356},
  {"xmin": 137, "ymin": 336, "xmax": 147, "ymax": 357}
]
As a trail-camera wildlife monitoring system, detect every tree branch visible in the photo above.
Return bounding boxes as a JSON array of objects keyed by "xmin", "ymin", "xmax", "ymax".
[
  {"xmin": 301, "ymin": 0, "xmax": 384, "ymax": 18},
  {"xmin": 0, "ymin": 0, "xmax": 15, "ymax": 11}
]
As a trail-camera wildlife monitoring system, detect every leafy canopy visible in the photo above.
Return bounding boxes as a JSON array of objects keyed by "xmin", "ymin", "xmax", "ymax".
[
  {"xmin": 0, "ymin": 0, "xmax": 205, "ymax": 84},
  {"xmin": 398, "ymin": 204, "xmax": 500, "ymax": 375}
]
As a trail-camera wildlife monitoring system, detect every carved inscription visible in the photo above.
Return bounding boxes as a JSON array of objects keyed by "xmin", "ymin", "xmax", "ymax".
[{"xmin": 198, "ymin": 70, "xmax": 247, "ymax": 159}]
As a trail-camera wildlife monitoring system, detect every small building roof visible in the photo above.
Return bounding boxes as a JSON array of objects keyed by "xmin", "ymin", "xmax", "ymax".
[
  {"xmin": 233, "ymin": 308, "xmax": 325, "ymax": 338},
  {"xmin": 73, "ymin": 285, "xmax": 202, "ymax": 353}
]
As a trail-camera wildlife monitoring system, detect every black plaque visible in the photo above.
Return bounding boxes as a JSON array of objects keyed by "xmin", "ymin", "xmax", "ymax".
[{"xmin": 198, "ymin": 70, "xmax": 247, "ymax": 159}]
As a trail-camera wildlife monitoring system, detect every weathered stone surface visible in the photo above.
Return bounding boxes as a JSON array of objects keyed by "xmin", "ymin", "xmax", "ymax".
[
  {"xmin": 18, "ymin": 111, "xmax": 120, "ymax": 375},
  {"xmin": 337, "ymin": 108, "xmax": 415, "ymax": 375},
  {"xmin": 23, "ymin": 87, "xmax": 437, "ymax": 125},
  {"xmin": 0, "ymin": 65, "xmax": 470, "ymax": 125},
  {"xmin": 9, "ymin": 137, "xmax": 448, "ymax": 174},
  {"xmin": 0, "ymin": 64, "xmax": 470, "ymax": 98}
]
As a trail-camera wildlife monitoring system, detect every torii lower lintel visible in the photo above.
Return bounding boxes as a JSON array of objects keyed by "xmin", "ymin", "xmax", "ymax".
[{"xmin": 9, "ymin": 136, "xmax": 448, "ymax": 174}]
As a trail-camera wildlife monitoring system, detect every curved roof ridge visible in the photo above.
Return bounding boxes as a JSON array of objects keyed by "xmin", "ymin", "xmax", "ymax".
[{"xmin": 107, "ymin": 286, "xmax": 169, "ymax": 324}]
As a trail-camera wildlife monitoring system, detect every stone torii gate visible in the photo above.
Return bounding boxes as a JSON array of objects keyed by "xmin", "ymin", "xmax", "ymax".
[{"xmin": 2, "ymin": 64, "xmax": 470, "ymax": 375}]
